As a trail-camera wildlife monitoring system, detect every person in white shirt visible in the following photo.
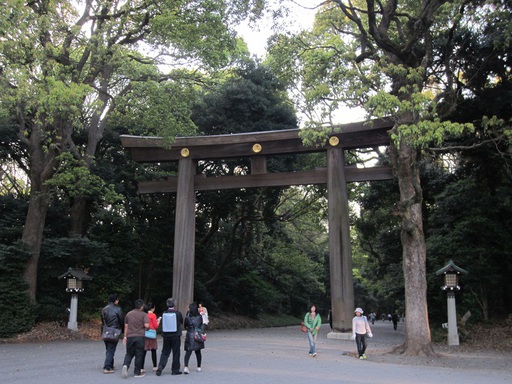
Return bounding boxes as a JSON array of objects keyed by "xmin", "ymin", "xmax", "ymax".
[{"xmin": 351, "ymin": 307, "xmax": 373, "ymax": 359}]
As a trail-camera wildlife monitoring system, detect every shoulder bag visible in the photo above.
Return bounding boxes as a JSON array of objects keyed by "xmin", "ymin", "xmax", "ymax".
[
  {"xmin": 102, "ymin": 325, "xmax": 122, "ymax": 341},
  {"xmin": 145, "ymin": 329, "xmax": 157, "ymax": 339}
]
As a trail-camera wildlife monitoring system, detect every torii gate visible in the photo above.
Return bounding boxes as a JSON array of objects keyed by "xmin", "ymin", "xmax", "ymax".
[{"xmin": 120, "ymin": 118, "xmax": 393, "ymax": 333}]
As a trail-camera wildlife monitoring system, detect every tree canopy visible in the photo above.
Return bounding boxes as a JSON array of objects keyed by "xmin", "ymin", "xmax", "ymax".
[{"xmin": 0, "ymin": 0, "xmax": 264, "ymax": 303}]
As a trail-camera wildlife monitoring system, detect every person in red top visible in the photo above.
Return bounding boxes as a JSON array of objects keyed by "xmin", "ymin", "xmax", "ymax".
[{"xmin": 141, "ymin": 302, "xmax": 161, "ymax": 372}]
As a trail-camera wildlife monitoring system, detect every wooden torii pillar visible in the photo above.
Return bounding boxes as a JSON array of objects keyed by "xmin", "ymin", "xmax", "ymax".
[
  {"xmin": 121, "ymin": 119, "xmax": 393, "ymax": 332},
  {"xmin": 328, "ymin": 147, "xmax": 354, "ymax": 332},
  {"xmin": 172, "ymin": 157, "xmax": 196, "ymax": 313}
]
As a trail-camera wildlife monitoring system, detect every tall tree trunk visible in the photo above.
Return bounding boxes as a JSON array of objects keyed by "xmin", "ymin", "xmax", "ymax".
[
  {"xmin": 68, "ymin": 79, "xmax": 110, "ymax": 237},
  {"xmin": 69, "ymin": 197, "xmax": 91, "ymax": 237},
  {"xmin": 22, "ymin": 188, "xmax": 51, "ymax": 303},
  {"xmin": 21, "ymin": 125, "xmax": 58, "ymax": 303},
  {"xmin": 390, "ymin": 135, "xmax": 435, "ymax": 356}
]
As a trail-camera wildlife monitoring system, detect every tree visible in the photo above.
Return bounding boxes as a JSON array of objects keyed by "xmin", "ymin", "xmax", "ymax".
[
  {"xmin": 267, "ymin": 0, "xmax": 486, "ymax": 355},
  {"xmin": 0, "ymin": 0, "xmax": 262, "ymax": 303}
]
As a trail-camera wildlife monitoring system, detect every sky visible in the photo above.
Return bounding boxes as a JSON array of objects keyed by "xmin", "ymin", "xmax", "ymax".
[{"xmin": 236, "ymin": 3, "xmax": 317, "ymax": 58}]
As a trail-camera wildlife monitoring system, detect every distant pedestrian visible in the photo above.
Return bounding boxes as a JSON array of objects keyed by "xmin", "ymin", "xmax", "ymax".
[
  {"xmin": 392, "ymin": 312, "xmax": 399, "ymax": 330},
  {"xmin": 141, "ymin": 302, "xmax": 160, "ymax": 372},
  {"xmin": 121, "ymin": 299, "xmax": 149, "ymax": 378},
  {"xmin": 101, "ymin": 294, "xmax": 124, "ymax": 374},
  {"xmin": 198, "ymin": 303, "xmax": 209, "ymax": 332},
  {"xmin": 183, "ymin": 303, "xmax": 205, "ymax": 374},
  {"xmin": 155, "ymin": 298, "xmax": 184, "ymax": 376},
  {"xmin": 303, "ymin": 304, "xmax": 322, "ymax": 357},
  {"xmin": 351, "ymin": 307, "xmax": 373, "ymax": 360}
]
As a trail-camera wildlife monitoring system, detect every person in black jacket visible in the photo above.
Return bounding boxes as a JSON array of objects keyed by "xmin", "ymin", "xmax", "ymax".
[
  {"xmin": 183, "ymin": 303, "xmax": 204, "ymax": 374},
  {"xmin": 101, "ymin": 294, "xmax": 124, "ymax": 374},
  {"xmin": 155, "ymin": 298, "xmax": 184, "ymax": 376},
  {"xmin": 392, "ymin": 312, "xmax": 400, "ymax": 331}
]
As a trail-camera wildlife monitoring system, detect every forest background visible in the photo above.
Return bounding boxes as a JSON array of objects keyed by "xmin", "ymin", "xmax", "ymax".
[{"xmin": 0, "ymin": 0, "xmax": 510, "ymax": 352}]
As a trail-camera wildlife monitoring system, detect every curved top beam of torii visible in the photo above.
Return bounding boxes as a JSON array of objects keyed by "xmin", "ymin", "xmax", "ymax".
[
  {"xmin": 120, "ymin": 118, "xmax": 394, "ymax": 194},
  {"xmin": 120, "ymin": 118, "xmax": 393, "ymax": 162}
]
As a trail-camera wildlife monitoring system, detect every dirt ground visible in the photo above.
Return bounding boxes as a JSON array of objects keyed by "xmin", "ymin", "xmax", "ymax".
[{"xmin": 3, "ymin": 314, "xmax": 511, "ymax": 373}]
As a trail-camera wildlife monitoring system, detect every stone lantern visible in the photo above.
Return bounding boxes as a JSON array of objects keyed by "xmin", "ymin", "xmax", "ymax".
[
  {"xmin": 435, "ymin": 260, "xmax": 468, "ymax": 345},
  {"xmin": 58, "ymin": 268, "xmax": 92, "ymax": 331}
]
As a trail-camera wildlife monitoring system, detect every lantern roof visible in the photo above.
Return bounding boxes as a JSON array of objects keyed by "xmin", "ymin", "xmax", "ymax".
[
  {"xmin": 435, "ymin": 260, "xmax": 468, "ymax": 276},
  {"xmin": 58, "ymin": 267, "xmax": 92, "ymax": 281}
]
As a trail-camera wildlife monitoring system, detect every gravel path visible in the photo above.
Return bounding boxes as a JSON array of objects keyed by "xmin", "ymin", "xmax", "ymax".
[{"xmin": 1, "ymin": 321, "xmax": 510, "ymax": 384}]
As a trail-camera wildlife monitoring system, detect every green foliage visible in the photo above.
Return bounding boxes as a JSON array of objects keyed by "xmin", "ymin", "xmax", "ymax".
[
  {"xmin": 0, "ymin": 195, "xmax": 28, "ymax": 244},
  {"xmin": 45, "ymin": 153, "xmax": 123, "ymax": 205},
  {"xmin": 392, "ymin": 120, "xmax": 474, "ymax": 148},
  {"xmin": 427, "ymin": 176, "xmax": 512, "ymax": 320},
  {"xmin": 353, "ymin": 179, "xmax": 404, "ymax": 314},
  {"xmin": 37, "ymin": 237, "xmax": 112, "ymax": 320},
  {"xmin": 0, "ymin": 243, "xmax": 36, "ymax": 337},
  {"xmin": 298, "ymin": 123, "xmax": 338, "ymax": 148},
  {"xmin": 110, "ymin": 75, "xmax": 200, "ymax": 141},
  {"xmin": 1, "ymin": 0, "xmax": 269, "ymax": 305},
  {"xmin": 192, "ymin": 62, "xmax": 297, "ymax": 135}
]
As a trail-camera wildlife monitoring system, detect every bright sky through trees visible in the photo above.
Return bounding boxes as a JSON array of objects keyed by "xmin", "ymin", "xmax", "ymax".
[
  {"xmin": 237, "ymin": 4, "xmax": 365, "ymax": 125},
  {"xmin": 237, "ymin": 3, "xmax": 316, "ymax": 58}
]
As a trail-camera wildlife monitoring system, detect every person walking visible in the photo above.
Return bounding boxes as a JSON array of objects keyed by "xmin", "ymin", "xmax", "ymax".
[
  {"xmin": 155, "ymin": 298, "xmax": 184, "ymax": 376},
  {"xmin": 121, "ymin": 299, "xmax": 149, "ymax": 378},
  {"xmin": 392, "ymin": 312, "xmax": 399, "ymax": 331},
  {"xmin": 303, "ymin": 304, "xmax": 322, "ymax": 357},
  {"xmin": 101, "ymin": 294, "xmax": 124, "ymax": 374},
  {"xmin": 351, "ymin": 307, "xmax": 373, "ymax": 360},
  {"xmin": 141, "ymin": 302, "xmax": 160, "ymax": 372},
  {"xmin": 183, "ymin": 303, "xmax": 205, "ymax": 374}
]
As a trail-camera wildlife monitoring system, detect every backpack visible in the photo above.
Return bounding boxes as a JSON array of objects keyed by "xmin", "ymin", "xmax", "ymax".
[{"xmin": 162, "ymin": 311, "xmax": 177, "ymax": 332}]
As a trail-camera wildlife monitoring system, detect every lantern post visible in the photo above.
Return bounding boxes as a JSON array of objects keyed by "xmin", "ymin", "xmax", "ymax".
[
  {"xmin": 435, "ymin": 260, "xmax": 468, "ymax": 346},
  {"xmin": 58, "ymin": 268, "xmax": 92, "ymax": 331}
]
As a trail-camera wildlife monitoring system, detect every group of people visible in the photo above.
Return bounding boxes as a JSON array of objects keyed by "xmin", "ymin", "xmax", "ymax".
[
  {"xmin": 304, "ymin": 305, "xmax": 373, "ymax": 360},
  {"xmin": 100, "ymin": 295, "xmax": 209, "ymax": 378},
  {"xmin": 103, "ymin": 296, "xmax": 376, "ymax": 376}
]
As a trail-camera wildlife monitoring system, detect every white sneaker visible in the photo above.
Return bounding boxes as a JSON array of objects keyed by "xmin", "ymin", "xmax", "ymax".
[
  {"xmin": 121, "ymin": 365, "xmax": 128, "ymax": 379},
  {"xmin": 197, "ymin": 367, "xmax": 202, "ymax": 372},
  {"xmin": 184, "ymin": 367, "xmax": 190, "ymax": 374}
]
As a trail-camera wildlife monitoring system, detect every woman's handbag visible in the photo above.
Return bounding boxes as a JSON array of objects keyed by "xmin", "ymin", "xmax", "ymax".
[
  {"xmin": 194, "ymin": 327, "xmax": 206, "ymax": 343},
  {"xmin": 145, "ymin": 329, "xmax": 157, "ymax": 339},
  {"xmin": 300, "ymin": 322, "xmax": 307, "ymax": 333},
  {"xmin": 102, "ymin": 326, "xmax": 122, "ymax": 341}
]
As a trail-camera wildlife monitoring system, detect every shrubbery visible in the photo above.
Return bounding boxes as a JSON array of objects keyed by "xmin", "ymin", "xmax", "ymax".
[{"xmin": 0, "ymin": 243, "xmax": 36, "ymax": 337}]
